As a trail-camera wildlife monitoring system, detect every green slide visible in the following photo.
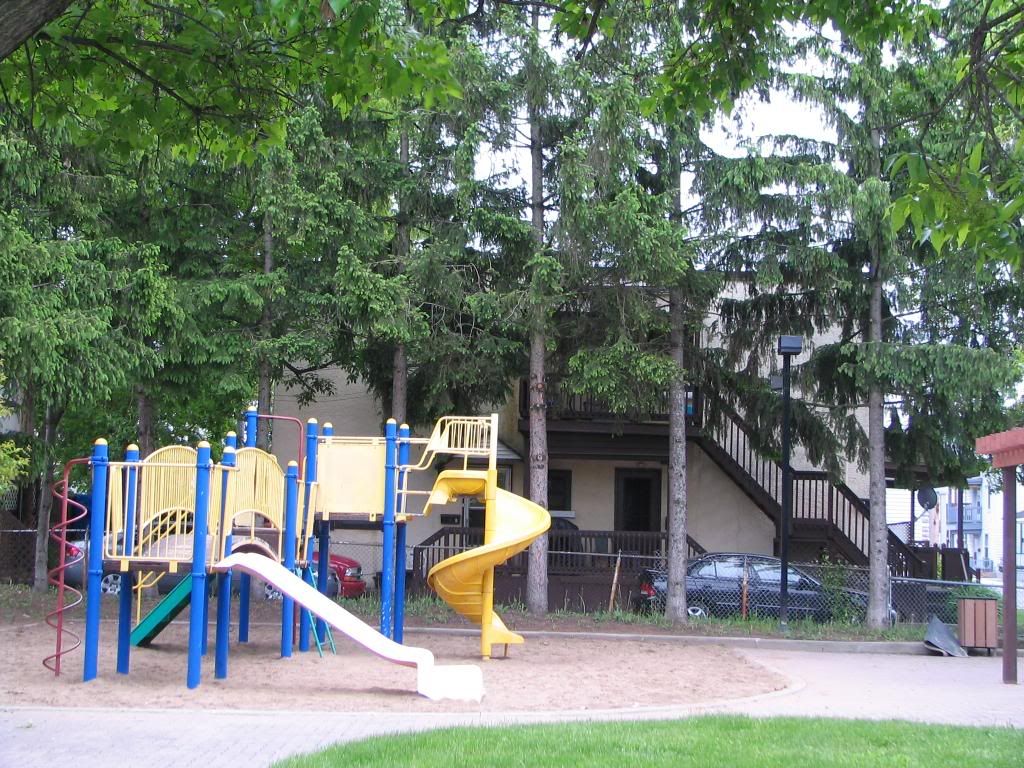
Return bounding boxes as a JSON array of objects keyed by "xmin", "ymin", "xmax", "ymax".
[{"xmin": 130, "ymin": 574, "xmax": 194, "ymax": 647}]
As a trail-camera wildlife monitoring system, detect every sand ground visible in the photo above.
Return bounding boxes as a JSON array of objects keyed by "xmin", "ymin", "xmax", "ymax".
[{"xmin": 4, "ymin": 597, "xmax": 786, "ymax": 712}]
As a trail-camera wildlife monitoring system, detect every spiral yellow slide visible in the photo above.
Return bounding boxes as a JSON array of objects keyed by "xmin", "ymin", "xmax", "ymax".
[{"xmin": 426, "ymin": 470, "xmax": 550, "ymax": 658}]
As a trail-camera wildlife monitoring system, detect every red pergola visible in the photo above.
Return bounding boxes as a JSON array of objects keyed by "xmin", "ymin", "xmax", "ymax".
[{"xmin": 975, "ymin": 427, "xmax": 1022, "ymax": 685}]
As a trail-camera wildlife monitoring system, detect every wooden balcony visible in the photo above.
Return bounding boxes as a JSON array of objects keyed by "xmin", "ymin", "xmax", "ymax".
[{"xmin": 518, "ymin": 379, "xmax": 702, "ymax": 427}]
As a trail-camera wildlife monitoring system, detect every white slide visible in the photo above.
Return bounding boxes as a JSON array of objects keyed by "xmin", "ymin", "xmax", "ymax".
[{"xmin": 213, "ymin": 552, "xmax": 483, "ymax": 701}]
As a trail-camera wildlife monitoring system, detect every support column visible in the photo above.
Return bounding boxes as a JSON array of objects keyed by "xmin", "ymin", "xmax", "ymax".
[
  {"xmin": 83, "ymin": 439, "xmax": 108, "ymax": 682},
  {"xmin": 187, "ymin": 442, "xmax": 212, "ymax": 689},
  {"xmin": 116, "ymin": 444, "xmax": 139, "ymax": 675},
  {"xmin": 281, "ymin": 461, "xmax": 299, "ymax": 658},
  {"xmin": 1002, "ymin": 466, "xmax": 1018, "ymax": 685},
  {"xmin": 380, "ymin": 419, "xmax": 397, "ymax": 639},
  {"xmin": 215, "ymin": 442, "xmax": 236, "ymax": 679}
]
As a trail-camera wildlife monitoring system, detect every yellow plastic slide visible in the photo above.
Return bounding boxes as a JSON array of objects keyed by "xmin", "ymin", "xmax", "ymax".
[{"xmin": 426, "ymin": 472, "xmax": 550, "ymax": 658}]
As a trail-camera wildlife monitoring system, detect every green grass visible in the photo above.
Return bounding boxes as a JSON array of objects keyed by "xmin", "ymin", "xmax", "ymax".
[{"xmin": 273, "ymin": 716, "xmax": 1024, "ymax": 768}]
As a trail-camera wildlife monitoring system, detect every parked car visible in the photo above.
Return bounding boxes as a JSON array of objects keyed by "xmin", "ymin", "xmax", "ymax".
[
  {"xmin": 62, "ymin": 536, "xmax": 124, "ymax": 596},
  {"xmin": 264, "ymin": 564, "xmax": 340, "ymax": 600},
  {"xmin": 635, "ymin": 552, "xmax": 883, "ymax": 623},
  {"xmin": 309, "ymin": 549, "xmax": 366, "ymax": 599}
]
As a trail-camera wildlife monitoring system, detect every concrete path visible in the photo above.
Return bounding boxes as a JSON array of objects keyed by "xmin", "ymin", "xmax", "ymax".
[{"xmin": 2, "ymin": 645, "xmax": 1020, "ymax": 768}]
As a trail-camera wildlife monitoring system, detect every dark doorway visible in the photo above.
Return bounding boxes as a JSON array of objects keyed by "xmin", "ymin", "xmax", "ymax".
[{"xmin": 614, "ymin": 469, "xmax": 661, "ymax": 532}]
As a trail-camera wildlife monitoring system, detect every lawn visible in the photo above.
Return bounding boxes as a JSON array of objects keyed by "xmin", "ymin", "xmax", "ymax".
[{"xmin": 275, "ymin": 716, "xmax": 1024, "ymax": 768}]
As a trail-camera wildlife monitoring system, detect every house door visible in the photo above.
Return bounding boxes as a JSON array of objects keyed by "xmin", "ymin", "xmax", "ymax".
[{"xmin": 614, "ymin": 469, "xmax": 661, "ymax": 532}]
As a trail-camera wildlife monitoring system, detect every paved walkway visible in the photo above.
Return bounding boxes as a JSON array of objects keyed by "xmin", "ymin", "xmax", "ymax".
[{"xmin": 2, "ymin": 645, "xmax": 1021, "ymax": 768}]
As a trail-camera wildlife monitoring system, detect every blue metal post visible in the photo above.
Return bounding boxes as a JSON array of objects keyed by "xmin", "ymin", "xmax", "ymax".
[
  {"xmin": 299, "ymin": 419, "xmax": 318, "ymax": 652},
  {"xmin": 187, "ymin": 442, "xmax": 212, "ymax": 689},
  {"xmin": 233, "ymin": 427, "xmax": 251, "ymax": 642},
  {"xmin": 380, "ymin": 419, "xmax": 397, "ymax": 639},
  {"xmin": 83, "ymin": 439, "xmax": 108, "ymax": 682},
  {"xmin": 244, "ymin": 406, "xmax": 258, "ymax": 448},
  {"xmin": 281, "ymin": 461, "xmax": 299, "ymax": 658},
  {"xmin": 394, "ymin": 424, "xmax": 410, "ymax": 644},
  {"xmin": 215, "ymin": 444, "xmax": 236, "ymax": 679},
  {"xmin": 116, "ymin": 443, "xmax": 140, "ymax": 675},
  {"xmin": 317, "ymin": 422, "xmax": 332, "ymax": 641}
]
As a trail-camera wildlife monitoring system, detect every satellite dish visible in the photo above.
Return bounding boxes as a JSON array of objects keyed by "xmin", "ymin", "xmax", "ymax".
[{"xmin": 917, "ymin": 486, "xmax": 937, "ymax": 510}]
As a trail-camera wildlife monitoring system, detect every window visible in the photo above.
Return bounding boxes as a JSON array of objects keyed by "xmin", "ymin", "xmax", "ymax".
[
  {"xmin": 714, "ymin": 556, "xmax": 746, "ymax": 581},
  {"xmin": 548, "ymin": 469, "xmax": 572, "ymax": 513},
  {"xmin": 690, "ymin": 560, "xmax": 717, "ymax": 578},
  {"xmin": 464, "ymin": 466, "xmax": 511, "ymax": 528}
]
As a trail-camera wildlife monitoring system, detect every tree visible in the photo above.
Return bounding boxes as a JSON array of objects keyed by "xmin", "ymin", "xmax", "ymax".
[
  {"xmin": 0, "ymin": 0, "xmax": 72, "ymax": 61},
  {"xmin": 0, "ymin": 1, "xmax": 466, "ymax": 154},
  {"xmin": 0, "ymin": 121, "xmax": 170, "ymax": 588},
  {"xmin": 697, "ymin": 23, "xmax": 1020, "ymax": 627},
  {"xmin": 890, "ymin": 1, "xmax": 1024, "ymax": 269},
  {"xmin": 551, "ymin": 8, "xmax": 702, "ymax": 623}
]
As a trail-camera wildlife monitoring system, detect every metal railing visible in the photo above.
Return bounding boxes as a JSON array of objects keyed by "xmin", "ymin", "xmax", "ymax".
[
  {"xmin": 518, "ymin": 379, "xmax": 702, "ymax": 426},
  {"xmin": 705, "ymin": 404, "xmax": 924, "ymax": 575},
  {"xmin": 411, "ymin": 527, "xmax": 706, "ymax": 585}
]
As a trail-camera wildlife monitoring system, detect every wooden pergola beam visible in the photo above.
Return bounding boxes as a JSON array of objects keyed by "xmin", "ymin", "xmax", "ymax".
[{"xmin": 975, "ymin": 427, "xmax": 1022, "ymax": 685}]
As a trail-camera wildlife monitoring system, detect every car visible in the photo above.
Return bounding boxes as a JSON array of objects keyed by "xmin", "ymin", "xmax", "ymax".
[
  {"xmin": 263, "ymin": 564, "xmax": 340, "ymax": 600},
  {"xmin": 635, "ymin": 552, "xmax": 881, "ymax": 623},
  {"xmin": 309, "ymin": 549, "xmax": 366, "ymax": 599},
  {"xmin": 62, "ymin": 536, "xmax": 124, "ymax": 596}
]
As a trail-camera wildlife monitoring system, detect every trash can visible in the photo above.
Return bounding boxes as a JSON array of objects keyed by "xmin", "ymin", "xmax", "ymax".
[{"xmin": 958, "ymin": 597, "xmax": 998, "ymax": 653}]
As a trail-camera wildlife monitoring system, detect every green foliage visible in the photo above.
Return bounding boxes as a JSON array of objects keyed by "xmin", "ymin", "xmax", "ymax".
[
  {"xmin": 946, "ymin": 585, "xmax": 1002, "ymax": 622},
  {"xmin": 567, "ymin": 342, "xmax": 681, "ymax": 417},
  {"xmin": 818, "ymin": 554, "xmax": 861, "ymax": 624},
  {"xmin": 2, "ymin": 1, "xmax": 465, "ymax": 156},
  {"xmin": 887, "ymin": 2, "xmax": 1024, "ymax": 270}
]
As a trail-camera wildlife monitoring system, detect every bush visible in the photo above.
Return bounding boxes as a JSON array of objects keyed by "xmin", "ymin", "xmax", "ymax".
[{"xmin": 945, "ymin": 584, "xmax": 1001, "ymax": 623}]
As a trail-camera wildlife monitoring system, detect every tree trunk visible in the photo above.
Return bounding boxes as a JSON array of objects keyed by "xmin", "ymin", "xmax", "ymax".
[
  {"xmin": 866, "ymin": 124, "xmax": 890, "ymax": 628},
  {"xmin": 391, "ymin": 129, "xmax": 411, "ymax": 426},
  {"xmin": 32, "ymin": 407, "xmax": 58, "ymax": 591},
  {"xmin": 0, "ymin": 0, "xmax": 72, "ymax": 61},
  {"xmin": 136, "ymin": 385, "xmax": 155, "ymax": 458},
  {"xmin": 665, "ymin": 287, "xmax": 689, "ymax": 624},
  {"xmin": 256, "ymin": 209, "xmax": 274, "ymax": 451},
  {"xmin": 525, "ymin": 4, "xmax": 548, "ymax": 616},
  {"xmin": 392, "ymin": 343, "xmax": 408, "ymax": 425},
  {"xmin": 665, "ymin": 129, "xmax": 689, "ymax": 624}
]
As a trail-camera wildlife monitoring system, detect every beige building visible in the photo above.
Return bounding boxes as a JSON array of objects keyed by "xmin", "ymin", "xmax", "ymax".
[{"xmin": 273, "ymin": 365, "xmax": 874, "ymax": 577}]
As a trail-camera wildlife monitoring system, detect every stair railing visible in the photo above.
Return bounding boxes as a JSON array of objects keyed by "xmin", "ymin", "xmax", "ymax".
[{"xmin": 706, "ymin": 403, "xmax": 923, "ymax": 573}]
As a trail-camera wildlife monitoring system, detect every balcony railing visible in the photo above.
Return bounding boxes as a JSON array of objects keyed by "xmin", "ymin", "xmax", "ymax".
[
  {"xmin": 946, "ymin": 502, "xmax": 982, "ymax": 526},
  {"xmin": 518, "ymin": 380, "xmax": 701, "ymax": 425}
]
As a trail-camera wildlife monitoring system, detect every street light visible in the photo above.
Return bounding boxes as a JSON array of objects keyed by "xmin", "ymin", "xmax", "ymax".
[{"xmin": 777, "ymin": 335, "xmax": 803, "ymax": 628}]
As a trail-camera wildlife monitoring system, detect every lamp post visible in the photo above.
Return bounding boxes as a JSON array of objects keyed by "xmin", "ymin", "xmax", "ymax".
[{"xmin": 777, "ymin": 335, "xmax": 803, "ymax": 628}]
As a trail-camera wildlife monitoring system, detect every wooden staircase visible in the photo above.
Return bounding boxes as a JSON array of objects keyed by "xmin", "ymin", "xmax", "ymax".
[{"xmin": 692, "ymin": 405, "xmax": 925, "ymax": 576}]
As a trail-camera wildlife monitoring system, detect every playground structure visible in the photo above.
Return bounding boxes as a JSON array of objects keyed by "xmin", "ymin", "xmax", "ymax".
[{"xmin": 46, "ymin": 411, "xmax": 550, "ymax": 699}]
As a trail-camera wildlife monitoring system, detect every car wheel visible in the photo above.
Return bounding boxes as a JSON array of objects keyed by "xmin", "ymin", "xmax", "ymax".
[
  {"xmin": 264, "ymin": 582, "xmax": 282, "ymax": 601},
  {"xmin": 100, "ymin": 573, "xmax": 122, "ymax": 596},
  {"xmin": 687, "ymin": 602, "xmax": 711, "ymax": 619}
]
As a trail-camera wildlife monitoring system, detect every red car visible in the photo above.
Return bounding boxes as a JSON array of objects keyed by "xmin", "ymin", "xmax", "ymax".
[{"xmin": 310, "ymin": 549, "xmax": 366, "ymax": 599}]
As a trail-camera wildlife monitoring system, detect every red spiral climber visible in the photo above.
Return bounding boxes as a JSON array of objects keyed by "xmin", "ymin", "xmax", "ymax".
[{"xmin": 43, "ymin": 457, "xmax": 90, "ymax": 676}]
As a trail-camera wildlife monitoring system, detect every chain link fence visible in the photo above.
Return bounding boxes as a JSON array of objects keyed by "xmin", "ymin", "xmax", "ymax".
[
  {"xmin": 619, "ymin": 551, "xmax": 1018, "ymax": 628},
  {"xmin": 0, "ymin": 528, "xmax": 35, "ymax": 583}
]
